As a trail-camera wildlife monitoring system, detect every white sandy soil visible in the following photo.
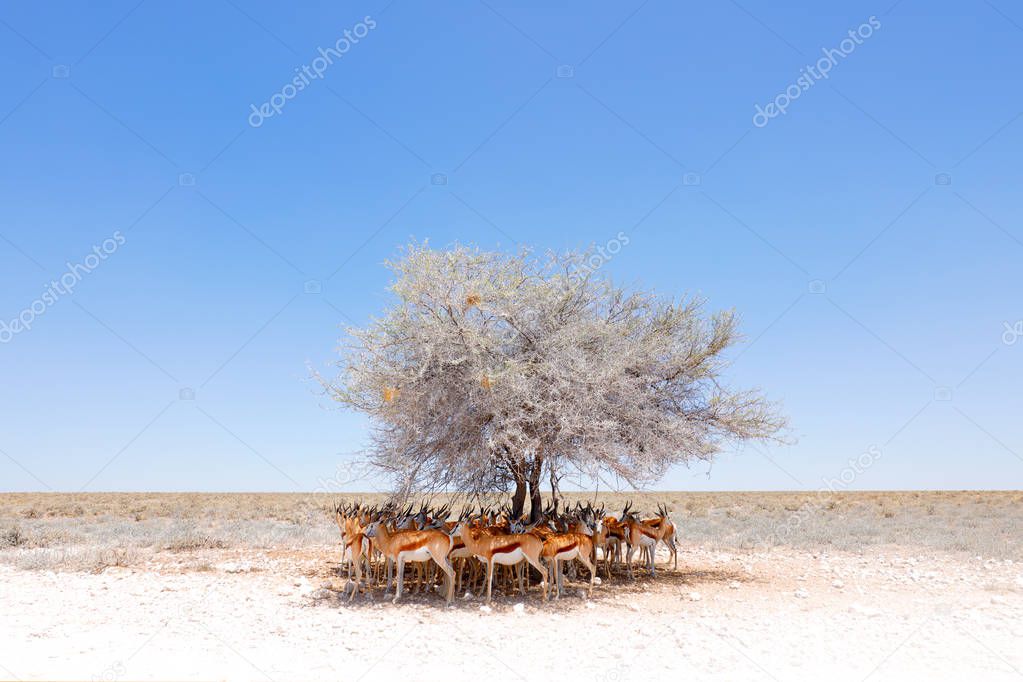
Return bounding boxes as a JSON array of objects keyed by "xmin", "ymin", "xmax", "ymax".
[{"xmin": 1, "ymin": 546, "xmax": 1021, "ymax": 681}]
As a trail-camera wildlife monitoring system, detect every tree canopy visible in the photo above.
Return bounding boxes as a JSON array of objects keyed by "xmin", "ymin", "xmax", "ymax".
[{"xmin": 324, "ymin": 242, "xmax": 787, "ymax": 518}]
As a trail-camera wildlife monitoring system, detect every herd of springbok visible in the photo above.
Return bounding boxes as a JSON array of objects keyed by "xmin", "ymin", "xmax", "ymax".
[{"xmin": 333, "ymin": 501, "xmax": 679, "ymax": 603}]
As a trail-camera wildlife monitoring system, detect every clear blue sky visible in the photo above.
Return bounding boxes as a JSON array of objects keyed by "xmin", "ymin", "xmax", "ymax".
[{"xmin": 1, "ymin": 1, "xmax": 1020, "ymax": 493}]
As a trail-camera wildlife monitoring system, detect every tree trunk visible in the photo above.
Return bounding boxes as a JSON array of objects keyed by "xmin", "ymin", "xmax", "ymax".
[
  {"xmin": 510, "ymin": 464, "xmax": 527, "ymax": 519},
  {"xmin": 549, "ymin": 465, "xmax": 561, "ymax": 510},
  {"xmin": 527, "ymin": 456, "xmax": 543, "ymax": 523}
]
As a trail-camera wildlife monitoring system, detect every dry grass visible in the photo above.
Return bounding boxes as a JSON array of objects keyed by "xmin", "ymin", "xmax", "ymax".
[{"xmin": 1, "ymin": 490, "xmax": 1020, "ymax": 571}]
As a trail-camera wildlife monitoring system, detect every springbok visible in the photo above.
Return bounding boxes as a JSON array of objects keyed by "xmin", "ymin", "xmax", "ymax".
[
  {"xmin": 454, "ymin": 511, "xmax": 548, "ymax": 603},
  {"xmin": 621, "ymin": 502, "xmax": 671, "ymax": 578},
  {"xmin": 541, "ymin": 514, "xmax": 599, "ymax": 598},
  {"xmin": 642, "ymin": 504, "xmax": 678, "ymax": 570},
  {"xmin": 335, "ymin": 504, "xmax": 371, "ymax": 601},
  {"xmin": 364, "ymin": 512, "xmax": 456, "ymax": 603},
  {"xmin": 601, "ymin": 514, "xmax": 627, "ymax": 574}
]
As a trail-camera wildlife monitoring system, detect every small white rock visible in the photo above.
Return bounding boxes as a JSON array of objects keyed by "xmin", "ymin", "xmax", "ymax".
[
  {"xmin": 688, "ymin": 591, "xmax": 702, "ymax": 602},
  {"xmin": 585, "ymin": 602, "xmax": 596, "ymax": 609},
  {"xmin": 849, "ymin": 602, "xmax": 881, "ymax": 617},
  {"xmin": 627, "ymin": 603, "xmax": 640, "ymax": 612},
  {"xmin": 728, "ymin": 581, "xmax": 740, "ymax": 590},
  {"xmin": 463, "ymin": 591, "xmax": 473, "ymax": 601},
  {"xmin": 479, "ymin": 605, "xmax": 492, "ymax": 613},
  {"xmin": 513, "ymin": 602, "xmax": 525, "ymax": 613},
  {"xmin": 794, "ymin": 589, "xmax": 809, "ymax": 599},
  {"xmin": 832, "ymin": 579, "xmax": 845, "ymax": 589}
]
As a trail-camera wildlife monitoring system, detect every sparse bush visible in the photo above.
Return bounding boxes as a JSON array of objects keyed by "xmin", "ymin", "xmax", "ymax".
[
  {"xmin": 90, "ymin": 546, "xmax": 137, "ymax": 572},
  {"xmin": 165, "ymin": 536, "xmax": 230, "ymax": 552},
  {"xmin": 2, "ymin": 526, "xmax": 26, "ymax": 547}
]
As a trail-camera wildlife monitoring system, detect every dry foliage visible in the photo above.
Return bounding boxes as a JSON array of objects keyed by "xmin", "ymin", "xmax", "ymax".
[{"xmin": 322, "ymin": 243, "xmax": 787, "ymax": 515}]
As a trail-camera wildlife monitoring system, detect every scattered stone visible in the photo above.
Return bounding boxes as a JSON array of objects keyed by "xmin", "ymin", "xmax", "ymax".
[
  {"xmin": 512, "ymin": 603, "xmax": 525, "ymax": 613},
  {"xmin": 832, "ymin": 580, "xmax": 845, "ymax": 589},
  {"xmin": 463, "ymin": 591, "xmax": 473, "ymax": 601},
  {"xmin": 794, "ymin": 589, "xmax": 808, "ymax": 599},
  {"xmin": 479, "ymin": 605, "xmax": 491, "ymax": 613},
  {"xmin": 689, "ymin": 591, "xmax": 702, "ymax": 602},
  {"xmin": 849, "ymin": 602, "xmax": 882, "ymax": 617},
  {"xmin": 728, "ymin": 581, "xmax": 740, "ymax": 590}
]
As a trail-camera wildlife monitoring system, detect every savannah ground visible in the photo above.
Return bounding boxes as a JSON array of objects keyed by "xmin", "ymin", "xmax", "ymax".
[{"xmin": 1, "ymin": 491, "xmax": 1021, "ymax": 681}]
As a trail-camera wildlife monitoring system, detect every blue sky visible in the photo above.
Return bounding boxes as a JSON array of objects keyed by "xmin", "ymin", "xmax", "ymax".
[{"xmin": 1, "ymin": 0, "xmax": 1020, "ymax": 493}]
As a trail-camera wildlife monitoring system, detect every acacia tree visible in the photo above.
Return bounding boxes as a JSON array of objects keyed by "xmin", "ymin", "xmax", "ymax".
[{"xmin": 324, "ymin": 242, "xmax": 787, "ymax": 520}]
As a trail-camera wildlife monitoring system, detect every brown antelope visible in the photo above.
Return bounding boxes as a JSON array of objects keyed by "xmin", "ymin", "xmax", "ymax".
[
  {"xmin": 364, "ymin": 513, "xmax": 456, "ymax": 603},
  {"xmin": 621, "ymin": 502, "xmax": 671, "ymax": 578},
  {"xmin": 334, "ymin": 502, "xmax": 349, "ymax": 566},
  {"xmin": 455, "ymin": 512, "xmax": 548, "ymax": 603},
  {"xmin": 567, "ymin": 503, "xmax": 610, "ymax": 577},
  {"xmin": 335, "ymin": 505, "xmax": 368, "ymax": 575},
  {"xmin": 339, "ymin": 508, "xmax": 371, "ymax": 601},
  {"xmin": 541, "ymin": 518, "xmax": 599, "ymax": 599},
  {"xmin": 602, "ymin": 515, "xmax": 627, "ymax": 574},
  {"xmin": 642, "ymin": 504, "xmax": 678, "ymax": 570}
]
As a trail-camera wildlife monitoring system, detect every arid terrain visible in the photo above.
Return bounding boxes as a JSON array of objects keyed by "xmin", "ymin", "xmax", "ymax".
[{"xmin": 1, "ymin": 491, "xmax": 1021, "ymax": 680}]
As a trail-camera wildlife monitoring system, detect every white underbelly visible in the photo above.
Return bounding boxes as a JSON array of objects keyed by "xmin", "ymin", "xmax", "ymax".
[
  {"xmin": 639, "ymin": 536, "xmax": 656, "ymax": 547},
  {"xmin": 491, "ymin": 548, "xmax": 526, "ymax": 565},
  {"xmin": 555, "ymin": 548, "xmax": 580, "ymax": 561},
  {"xmin": 399, "ymin": 547, "xmax": 432, "ymax": 562}
]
